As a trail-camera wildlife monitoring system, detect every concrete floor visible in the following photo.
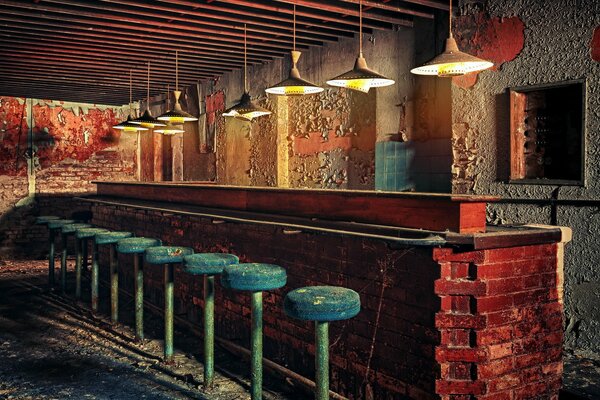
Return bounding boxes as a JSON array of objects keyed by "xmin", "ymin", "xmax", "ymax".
[
  {"xmin": 0, "ymin": 259, "xmax": 598, "ymax": 400},
  {"xmin": 0, "ymin": 259, "xmax": 301, "ymax": 400}
]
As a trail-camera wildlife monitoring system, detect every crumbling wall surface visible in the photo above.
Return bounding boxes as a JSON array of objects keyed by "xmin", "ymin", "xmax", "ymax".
[
  {"xmin": 0, "ymin": 96, "xmax": 133, "ymax": 258},
  {"xmin": 451, "ymin": 1, "xmax": 600, "ymax": 352}
]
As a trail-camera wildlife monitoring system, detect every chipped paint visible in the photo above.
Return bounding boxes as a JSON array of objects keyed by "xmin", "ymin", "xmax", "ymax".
[{"xmin": 592, "ymin": 26, "xmax": 600, "ymax": 62}]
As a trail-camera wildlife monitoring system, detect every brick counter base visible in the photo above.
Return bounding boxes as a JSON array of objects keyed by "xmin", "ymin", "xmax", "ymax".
[{"xmin": 90, "ymin": 203, "xmax": 564, "ymax": 400}]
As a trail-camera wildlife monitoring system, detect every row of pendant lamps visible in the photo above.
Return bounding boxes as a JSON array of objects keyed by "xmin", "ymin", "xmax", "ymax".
[{"xmin": 114, "ymin": 0, "xmax": 492, "ymax": 131}]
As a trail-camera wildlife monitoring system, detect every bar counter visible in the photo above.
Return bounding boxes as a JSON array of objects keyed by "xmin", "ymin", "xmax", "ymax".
[{"xmin": 79, "ymin": 181, "xmax": 570, "ymax": 399}]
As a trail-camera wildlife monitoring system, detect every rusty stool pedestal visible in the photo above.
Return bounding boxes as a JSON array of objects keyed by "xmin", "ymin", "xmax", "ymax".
[
  {"xmin": 59, "ymin": 223, "xmax": 92, "ymax": 294},
  {"xmin": 95, "ymin": 231, "xmax": 133, "ymax": 323},
  {"xmin": 116, "ymin": 237, "xmax": 161, "ymax": 341},
  {"xmin": 75, "ymin": 227, "xmax": 109, "ymax": 309},
  {"xmin": 183, "ymin": 253, "xmax": 239, "ymax": 387},
  {"xmin": 43, "ymin": 218, "xmax": 75, "ymax": 289},
  {"xmin": 284, "ymin": 286, "xmax": 361, "ymax": 400},
  {"xmin": 222, "ymin": 263, "xmax": 287, "ymax": 400},
  {"xmin": 144, "ymin": 246, "xmax": 194, "ymax": 362}
]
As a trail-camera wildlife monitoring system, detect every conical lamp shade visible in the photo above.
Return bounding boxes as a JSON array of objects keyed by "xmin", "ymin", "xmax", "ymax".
[
  {"xmin": 223, "ymin": 92, "xmax": 271, "ymax": 121},
  {"xmin": 132, "ymin": 109, "xmax": 166, "ymax": 128},
  {"xmin": 158, "ymin": 90, "xmax": 198, "ymax": 122},
  {"xmin": 410, "ymin": 37, "xmax": 494, "ymax": 77},
  {"xmin": 327, "ymin": 54, "xmax": 395, "ymax": 93},
  {"xmin": 155, "ymin": 122, "xmax": 185, "ymax": 135},
  {"xmin": 266, "ymin": 51, "xmax": 323, "ymax": 96},
  {"xmin": 113, "ymin": 115, "xmax": 149, "ymax": 132}
]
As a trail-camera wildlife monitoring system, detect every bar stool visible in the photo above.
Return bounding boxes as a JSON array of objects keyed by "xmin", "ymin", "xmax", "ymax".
[
  {"xmin": 116, "ymin": 237, "xmax": 161, "ymax": 341},
  {"xmin": 35, "ymin": 216, "xmax": 59, "ymax": 284},
  {"xmin": 59, "ymin": 223, "xmax": 92, "ymax": 294},
  {"xmin": 95, "ymin": 231, "xmax": 133, "ymax": 323},
  {"xmin": 145, "ymin": 245, "xmax": 194, "ymax": 362},
  {"xmin": 75, "ymin": 227, "xmax": 109, "ymax": 310},
  {"xmin": 183, "ymin": 253, "xmax": 239, "ymax": 387},
  {"xmin": 222, "ymin": 263, "xmax": 287, "ymax": 400},
  {"xmin": 44, "ymin": 219, "xmax": 75, "ymax": 288},
  {"xmin": 284, "ymin": 286, "xmax": 361, "ymax": 400}
]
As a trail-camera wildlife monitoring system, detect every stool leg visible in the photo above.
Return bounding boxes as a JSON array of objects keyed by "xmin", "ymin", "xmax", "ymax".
[
  {"xmin": 134, "ymin": 253, "xmax": 144, "ymax": 341},
  {"xmin": 110, "ymin": 244, "xmax": 119, "ymax": 323},
  {"xmin": 48, "ymin": 229, "xmax": 56, "ymax": 287},
  {"xmin": 91, "ymin": 242, "xmax": 99, "ymax": 312},
  {"xmin": 60, "ymin": 233, "xmax": 68, "ymax": 294},
  {"xmin": 251, "ymin": 291, "xmax": 263, "ymax": 400},
  {"xmin": 203, "ymin": 275, "xmax": 215, "ymax": 387},
  {"xmin": 315, "ymin": 321, "xmax": 330, "ymax": 400},
  {"xmin": 75, "ymin": 238, "xmax": 83, "ymax": 299},
  {"xmin": 164, "ymin": 263, "xmax": 175, "ymax": 362},
  {"xmin": 82, "ymin": 239, "xmax": 88, "ymax": 271}
]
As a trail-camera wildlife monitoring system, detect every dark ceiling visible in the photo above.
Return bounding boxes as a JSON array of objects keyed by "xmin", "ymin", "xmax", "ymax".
[{"xmin": 0, "ymin": 0, "xmax": 448, "ymax": 105}]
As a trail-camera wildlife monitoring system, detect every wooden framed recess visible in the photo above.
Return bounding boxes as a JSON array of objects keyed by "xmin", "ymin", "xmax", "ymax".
[{"xmin": 509, "ymin": 79, "xmax": 586, "ymax": 186}]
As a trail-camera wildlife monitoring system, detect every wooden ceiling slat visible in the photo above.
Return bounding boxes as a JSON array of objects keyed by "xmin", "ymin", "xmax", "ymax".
[
  {"xmin": 45, "ymin": 0, "xmax": 342, "ymax": 43},
  {"xmin": 0, "ymin": 28, "xmax": 267, "ymax": 64},
  {"xmin": 0, "ymin": 0, "xmax": 320, "ymax": 48},
  {"xmin": 337, "ymin": 0, "xmax": 434, "ymax": 18}
]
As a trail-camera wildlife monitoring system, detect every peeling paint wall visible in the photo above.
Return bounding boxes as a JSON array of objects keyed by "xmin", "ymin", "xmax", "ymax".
[
  {"xmin": 451, "ymin": 0, "xmax": 600, "ymax": 352},
  {"xmin": 0, "ymin": 96, "xmax": 135, "ymax": 257}
]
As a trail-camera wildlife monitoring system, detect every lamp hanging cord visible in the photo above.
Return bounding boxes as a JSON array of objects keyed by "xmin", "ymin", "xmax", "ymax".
[
  {"xmin": 448, "ymin": 0, "xmax": 452, "ymax": 38},
  {"xmin": 175, "ymin": 50, "xmax": 179, "ymax": 91},
  {"xmin": 359, "ymin": 0, "xmax": 363, "ymax": 56},
  {"xmin": 147, "ymin": 62, "xmax": 151, "ymax": 108},
  {"xmin": 129, "ymin": 69, "xmax": 132, "ymax": 115},
  {"xmin": 293, "ymin": 2, "xmax": 296, "ymax": 52},
  {"xmin": 244, "ymin": 23, "xmax": 247, "ymax": 93}
]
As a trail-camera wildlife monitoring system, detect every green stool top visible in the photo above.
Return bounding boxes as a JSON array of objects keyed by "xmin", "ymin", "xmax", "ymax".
[
  {"xmin": 96, "ymin": 231, "xmax": 133, "ymax": 245},
  {"xmin": 284, "ymin": 286, "xmax": 361, "ymax": 322},
  {"xmin": 36, "ymin": 216, "xmax": 60, "ymax": 225},
  {"xmin": 47, "ymin": 219, "xmax": 76, "ymax": 229},
  {"xmin": 222, "ymin": 263, "xmax": 287, "ymax": 292},
  {"xmin": 145, "ymin": 246, "xmax": 193, "ymax": 264},
  {"xmin": 183, "ymin": 253, "xmax": 239, "ymax": 275},
  {"xmin": 61, "ymin": 223, "xmax": 92, "ymax": 234},
  {"xmin": 116, "ymin": 237, "xmax": 161, "ymax": 254},
  {"xmin": 75, "ymin": 227, "xmax": 109, "ymax": 239}
]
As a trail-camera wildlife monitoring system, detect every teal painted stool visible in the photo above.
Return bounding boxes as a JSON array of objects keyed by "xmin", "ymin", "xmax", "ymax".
[
  {"xmin": 75, "ymin": 227, "xmax": 109, "ymax": 310},
  {"xmin": 35, "ymin": 216, "xmax": 60, "ymax": 287},
  {"xmin": 60, "ymin": 223, "xmax": 92, "ymax": 294},
  {"xmin": 44, "ymin": 219, "xmax": 75, "ymax": 288},
  {"xmin": 222, "ymin": 263, "xmax": 287, "ymax": 400},
  {"xmin": 183, "ymin": 253, "xmax": 239, "ymax": 387},
  {"xmin": 284, "ymin": 286, "xmax": 361, "ymax": 400},
  {"xmin": 145, "ymin": 246, "xmax": 194, "ymax": 362},
  {"xmin": 116, "ymin": 237, "xmax": 161, "ymax": 341},
  {"xmin": 95, "ymin": 231, "xmax": 133, "ymax": 323}
]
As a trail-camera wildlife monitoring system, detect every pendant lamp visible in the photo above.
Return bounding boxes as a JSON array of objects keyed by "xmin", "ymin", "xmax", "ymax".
[
  {"xmin": 155, "ymin": 84, "xmax": 185, "ymax": 135},
  {"xmin": 265, "ymin": 3, "xmax": 323, "ymax": 96},
  {"xmin": 158, "ymin": 50, "xmax": 198, "ymax": 123},
  {"xmin": 113, "ymin": 70, "xmax": 149, "ymax": 133},
  {"xmin": 223, "ymin": 24, "xmax": 272, "ymax": 121},
  {"xmin": 326, "ymin": 0, "xmax": 394, "ymax": 93},
  {"xmin": 410, "ymin": 0, "xmax": 493, "ymax": 76},
  {"xmin": 132, "ymin": 62, "xmax": 166, "ymax": 128}
]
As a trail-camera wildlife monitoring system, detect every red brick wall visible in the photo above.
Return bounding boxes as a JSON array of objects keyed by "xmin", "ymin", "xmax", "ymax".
[
  {"xmin": 90, "ymin": 203, "xmax": 563, "ymax": 399},
  {"xmin": 434, "ymin": 246, "xmax": 562, "ymax": 400},
  {"xmin": 0, "ymin": 96, "xmax": 135, "ymax": 258}
]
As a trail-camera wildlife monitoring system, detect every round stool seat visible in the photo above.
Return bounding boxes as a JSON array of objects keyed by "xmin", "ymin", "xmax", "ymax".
[
  {"xmin": 117, "ymin": 237, "xmax": 161, "ymax": 254},
  {"xmin": 36, "ymin": 216, "xmax": 60, "ymax": 224},
  {"xmin": 145, "ymin": 246, "xmax": 193, "ymax": 264},
  {"xmin": 222, "ymin": 263, "xmax": 286, "ymax": 292},
  {"xmin": 62, "ymin": 223, "xmax": 92, "ymax": 234},
  {"xmin": 75, "ymin": 227, "xmax": 109, "ymax": 239},
  {"xmin": 183, "ymin": 253, "xmax": 239, "ymax": 275},
  {"xmin": 284, "ymin": 286, "xmax": 361, "ymax": 322},
  {"xmin": 47, "ymin": 219, "xmax": 76, "ymax": 229},
  {"xmin": 96, "ymin": 231, "xmax": 133, "ymax": 245}
]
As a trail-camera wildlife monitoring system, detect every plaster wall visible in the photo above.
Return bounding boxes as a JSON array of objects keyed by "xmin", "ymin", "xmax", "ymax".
[{"xmin": 451, "ymin": 0, "xmax": 600, "ymax": 352}]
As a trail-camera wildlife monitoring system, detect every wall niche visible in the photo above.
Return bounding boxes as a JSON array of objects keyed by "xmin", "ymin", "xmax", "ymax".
[{"xmin": 509, "ymin": 79, "xmax": 585, "ymax": 185}]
